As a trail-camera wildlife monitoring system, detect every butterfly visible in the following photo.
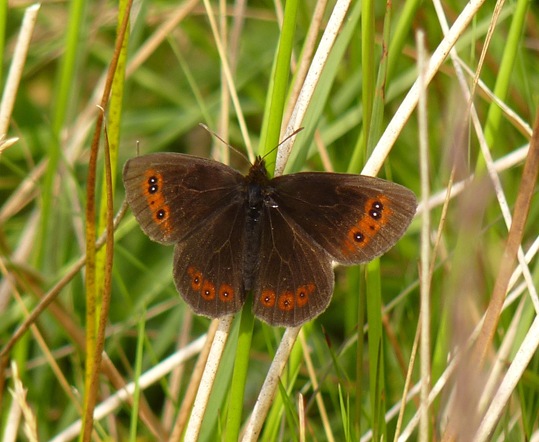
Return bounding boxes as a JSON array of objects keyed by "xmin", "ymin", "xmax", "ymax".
[{"xmin": 123, "ymin": 153, "xmax": 417, "ymax": 327}]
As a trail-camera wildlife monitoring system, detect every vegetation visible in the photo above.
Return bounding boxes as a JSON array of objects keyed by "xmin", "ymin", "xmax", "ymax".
[{"xmin": 1, "ymin": 0, "xmax": 538, "ymax": 440}]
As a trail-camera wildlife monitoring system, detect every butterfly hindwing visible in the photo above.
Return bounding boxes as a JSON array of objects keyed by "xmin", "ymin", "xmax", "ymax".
[
  {"xmin": 251, "ymin": 203, "xmax": 335, "ymax": 327},
  {"xmin": 173, "ymin": 199, "xmax": 248, "ymax": 318}
]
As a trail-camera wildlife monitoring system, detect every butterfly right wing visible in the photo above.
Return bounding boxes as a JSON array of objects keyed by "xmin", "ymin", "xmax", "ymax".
[
  {"xmin": 270, "ymin": 172, "xmax": 417, "ymax": 264},
  {"xmin": 251, "ymin": 171, "xmax": 416, "ymax": 327}
]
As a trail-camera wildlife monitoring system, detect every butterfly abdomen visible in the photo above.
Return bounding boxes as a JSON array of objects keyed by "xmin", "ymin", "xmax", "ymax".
[{"xmin": 242, "ymin": 177, "xmax": 267, "ymax": 291}]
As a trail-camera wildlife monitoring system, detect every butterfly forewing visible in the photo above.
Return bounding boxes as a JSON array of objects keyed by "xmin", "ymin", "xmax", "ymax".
[
  {"xmin": 271, "ymin": 173, "xmax": 417, "ymax": 264},
  {"xmin": 123, "ymin": 153, "xmax": 245, "ymax": 244}
]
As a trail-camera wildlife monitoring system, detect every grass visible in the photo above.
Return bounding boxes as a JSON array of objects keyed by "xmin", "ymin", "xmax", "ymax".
[{"xmin": 1, "ymin": 0, "xmax": 539, "ymax": 441}]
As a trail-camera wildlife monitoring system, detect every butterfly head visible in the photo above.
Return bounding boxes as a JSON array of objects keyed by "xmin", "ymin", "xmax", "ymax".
[{"xmin": 246, "ymin": 156, "xmax": 272, "ymax": 185}]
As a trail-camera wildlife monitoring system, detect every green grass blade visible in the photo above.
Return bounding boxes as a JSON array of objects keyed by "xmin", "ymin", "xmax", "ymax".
[
  {"xmin": 128, "ymin": 313, "xmax": 146, "ymax": 441},
  {"xmin": 366, "ymin": 260, "xmax": 386, "ymax": 441},
  {"xmin": 259, "ymin": 0, "xmax": 299, "ymax": 167},
  {"xmin": 482, "ymin": 0, "xmax": 530, "ymax": 154},
  {"xmin": 37, "ymin": 0, "xmax": 86, "ymax": 264},
  {"xmin": 224, "ymin": 298, "xmax": 255, "ymax": 441}
]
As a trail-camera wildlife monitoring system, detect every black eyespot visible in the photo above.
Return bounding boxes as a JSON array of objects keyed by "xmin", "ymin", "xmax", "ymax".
[
  {"xmin": 369, "ymin": 201, "xmax": 383, "ymax": 219},
  {"xmin": 156, "ymin": 209, "xmax": 166, "ymax": 219},
  {"xmin": 369, "ymin": 209, "xmax": 381, "ymax": 219},
  {"xmin": 148, "ymin": 176, "xmax": 159, "ymax": 193},
  {"xmin": 353, "ymin": 232, "xmax": 364, "ymax": 242}
]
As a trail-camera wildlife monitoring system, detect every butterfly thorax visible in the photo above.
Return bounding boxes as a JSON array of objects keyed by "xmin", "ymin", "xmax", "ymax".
[{"xmin": 245, "ymin": 157, "xmax": 271, "ymax": 211}]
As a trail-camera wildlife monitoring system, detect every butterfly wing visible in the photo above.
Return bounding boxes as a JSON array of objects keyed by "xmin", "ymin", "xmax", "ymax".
[
  {"xmin": 173, "ymin": 199, "xmax": 248, "ymax": 318},
  {"xmin": 123, "ymin": 153, "xmax": 245, "ymax": 244},
  {"xmin": 123, "ymin": 153, "xmax": 248, "ymax": 317},
  {"xmin": 251, "ymin": 172, "xmax": 417, "ymax": 327},
  {"xmin": 270, "ymin": 173, "xmax": 417, "ymax": 264},
  {"xmin": 251, "ymin": 205, "xmax": 335, "ymax": 327}
]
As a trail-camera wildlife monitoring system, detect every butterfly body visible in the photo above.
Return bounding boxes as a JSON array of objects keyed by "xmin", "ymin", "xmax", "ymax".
[{"xmin": 123, "ymin": 153, "xmax": 417, "ymax": 327}]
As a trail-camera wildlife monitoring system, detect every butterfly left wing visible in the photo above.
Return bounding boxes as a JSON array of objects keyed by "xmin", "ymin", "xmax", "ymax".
[
  {"xmin": 123, "ymin": 152, "xmax": 249, "ymax": 318},
  {"xmin": 172, "ymin": 199, "xmax": 248, "ymax": 319},
  {"xmin": 123, "ymin": 153, "xmax": 245, "ymax": 244}
]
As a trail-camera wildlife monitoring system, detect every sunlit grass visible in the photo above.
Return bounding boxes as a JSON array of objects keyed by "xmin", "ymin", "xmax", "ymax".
[{"xmin": 1, "ymin": 1, "xmax": 538, "ymax": 441}]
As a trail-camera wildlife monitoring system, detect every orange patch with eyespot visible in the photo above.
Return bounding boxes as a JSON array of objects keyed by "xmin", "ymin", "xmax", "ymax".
[
  {"xmin": 142, "ymin": 169, "xmax": 173, "ymax": 236},
  {"xmin": 219, "ymin": 284, "xmax": 235, "ymax": 302},
  {"xmin": 260, "ymin": 290, "xmax": 276, "ymax": 308},
  {"xmin": 200, "ymin": 280, "xmax": 216, "ymax": 301},
  {"xmin": 187, "ymin": 266, "xmax": 203, "ymax": 291},
  {"xmin": 342, "ymin": 195, "xmax": 392, "ymax": 255},
  {"xmin": 277, "ymin": 291, "xmax": 295, "ymax": 312},
  {"xmin": 296, "ymin": 284, "xmax": 315, "ymax": 308}
]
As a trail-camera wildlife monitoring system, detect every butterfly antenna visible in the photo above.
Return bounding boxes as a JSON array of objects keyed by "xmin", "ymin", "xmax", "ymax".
[
  {"xmin": 281, "ymin": 127, "xmax": 304, "ymax": 144},
  {"xmin": 262, "ymin": 127, "xmax": 304, "ymax": 160},
  {"xmin": 199, "ymin": 123, "xmax": 249, "ymax": 163}
]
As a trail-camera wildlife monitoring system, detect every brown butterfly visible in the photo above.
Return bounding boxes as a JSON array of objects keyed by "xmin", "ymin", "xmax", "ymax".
[{"xmin": 123, "ymin": 153, "xmax": 417, "ymax": 327}]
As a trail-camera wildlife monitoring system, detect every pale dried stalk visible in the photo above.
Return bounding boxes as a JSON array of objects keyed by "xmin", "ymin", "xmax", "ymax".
[
  {"xmin": 183, "ymin": 316, "xmax": 233, "ymax": 440},
  {"xmin": 51, "ymin": 334, "xmax": 206, "ymax": 442}
]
